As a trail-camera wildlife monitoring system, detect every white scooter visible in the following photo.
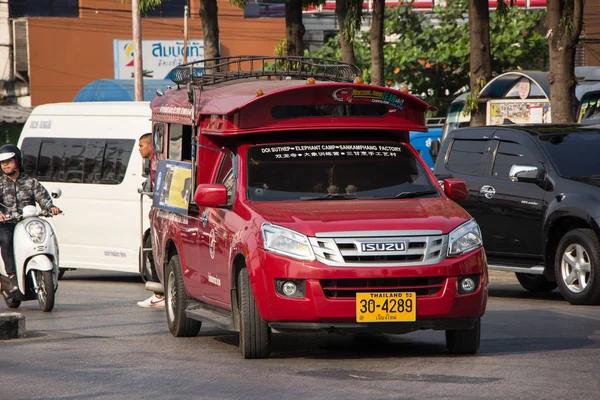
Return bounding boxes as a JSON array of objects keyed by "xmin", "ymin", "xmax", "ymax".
[{"xmin": 0, "ymin": 189, "xmax": 62, "ymax": 312}]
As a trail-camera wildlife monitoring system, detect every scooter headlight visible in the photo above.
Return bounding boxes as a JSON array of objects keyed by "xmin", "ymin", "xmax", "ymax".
[{"xmin": 26, "ymin": 221, "xmax": 47, "ymax": 244}]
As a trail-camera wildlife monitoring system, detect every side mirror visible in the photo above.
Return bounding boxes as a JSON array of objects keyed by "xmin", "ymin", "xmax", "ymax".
[
  {"xmin": 51, "ymin": 188, "xmax": 62, "ymax": 199},
  {"xmin": 443, "ymin": 178, "xmax": 469, "ymax": 202},
  {"xmin": 429, "ymin": 139, "xmax": 441, "ymax": 164},
  {"xmin": 194, "ymin": 184, "xmax": 228, "ymax": 207},
  {"xmin": 509, "ymin": 164, "xmax": 544, "ymax": 183},
  {"xmin": 142, "ymin": 158, "xmax": 150, "ymax": 178}
]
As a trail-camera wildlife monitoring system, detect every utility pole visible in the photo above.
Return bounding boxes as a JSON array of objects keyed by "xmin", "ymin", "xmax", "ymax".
[
  {"xmin": 183, "ymin": 5, "xmax": 189, "ymax": 64},
  {"xmin": 132, "ymin": 0, "xmax": 144, "ymax": 101}
]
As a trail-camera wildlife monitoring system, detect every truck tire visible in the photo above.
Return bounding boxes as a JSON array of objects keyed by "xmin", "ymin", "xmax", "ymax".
[
  {"xmin": 238, "ymin": 268, "xmax": 271, "ymax": 359},
  {"xmin": 445, "ymin": 318, "xmax": 480, "ymax": 354},
  {"xmin": 165, "ymin": 255, "xmax": 201, "ymax": 337},
  {"xmin": 555, "ymin": 229, "xmax": 600, "ymax": 305},
  {"xmin": 515, "ymin": 273, "xmax": 557, "ymax": 292}
]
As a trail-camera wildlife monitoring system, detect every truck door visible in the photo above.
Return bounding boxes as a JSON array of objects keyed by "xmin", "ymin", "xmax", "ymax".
[
  {"xmin": 435, "ymin": 129, "xmax": 496, "ymax": 226},
  {"xmin": 476, "ymin": 130, "xmax": 547, "ymax": 262},
  {"xmin": 196, "ymin": 153, "xmax": 234, "ymax": 308}
]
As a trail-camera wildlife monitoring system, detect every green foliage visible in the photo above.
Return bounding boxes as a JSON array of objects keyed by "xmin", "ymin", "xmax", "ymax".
[
  {"xmin": 135, "ymin": 0, "xmax": 163, "ymax": 14},
  {"xmin": 307, "ymin": 1, "xmax": 548, "ymax": 112}
]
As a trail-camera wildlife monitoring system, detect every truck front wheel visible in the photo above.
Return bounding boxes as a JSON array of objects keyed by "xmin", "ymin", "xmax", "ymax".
[
  {"xmin": 445, "ymin": 318, "xmax": 481, "ymax": 354},
  {"xmin": 238, "ymin": 268, "xmax": 271, "ymax": 359},
  {"xmin": 555, "ymin": 229, "xmax": 600, "ymax": 305},
  {"xmin": 515, "ymin": 273, "xmax": 557, "ymax": 292}
]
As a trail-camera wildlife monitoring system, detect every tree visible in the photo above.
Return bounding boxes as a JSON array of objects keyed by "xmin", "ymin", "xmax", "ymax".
[
  {"xmin": 308, "ymin": 2, "xmax": 548, "ymax": 112},
  {"xmin": 138, "ymin": 0, "xmax": 220, "ymax": 64},
  {"xmin": 285, "ymin": 0, "xmax": 305, "ymax": 56},
  {"xmin": 546, "ymin": 0, "xmax": 584, "ymax": 123},
  {"xmin": 370, "ymin": 0, "xmax": 385, "ymax": 86},
  {"xmin": 336, "ymin": 0, "xmax": 363, "ymax": 65},
  {"xmin": 467, "ymin": 0, "xmax": 491, "ymax": 127}
]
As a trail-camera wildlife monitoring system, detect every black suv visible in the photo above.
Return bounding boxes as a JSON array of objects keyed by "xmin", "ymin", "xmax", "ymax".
[{"xmin": 433, "ymin": 124, "xmax": 600, "ymax": 305}]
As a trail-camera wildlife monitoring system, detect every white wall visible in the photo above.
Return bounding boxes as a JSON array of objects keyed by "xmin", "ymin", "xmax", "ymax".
[{"xmin": 0, "ymin": 1, "xmax": 10, "ymax": 81}]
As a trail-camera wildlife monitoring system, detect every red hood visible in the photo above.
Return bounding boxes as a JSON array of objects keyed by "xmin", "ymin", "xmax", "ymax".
[{"xmin": 246, "ymin": 198, "xmax": 471, "ymax": 236}]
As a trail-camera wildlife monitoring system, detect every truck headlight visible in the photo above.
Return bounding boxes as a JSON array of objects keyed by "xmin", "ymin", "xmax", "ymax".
[
  {"xmin": 26, "ymin": 221, "xmax": 47, "ymax": 244},
  {"xmin": 261, "ymin": 223, "xmax": 315, "ymax": 261},
  {"xmin": 448, "ymin": 219, "xmax": 482, "ymax": 257}
]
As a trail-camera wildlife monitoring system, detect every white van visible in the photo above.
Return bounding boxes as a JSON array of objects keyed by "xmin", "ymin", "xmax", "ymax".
[{"xmin": 17, "ymin": 102, "xmax": 152, "ymax": 276}]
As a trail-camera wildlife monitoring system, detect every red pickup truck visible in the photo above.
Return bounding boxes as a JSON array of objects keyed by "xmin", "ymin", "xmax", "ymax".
[{"xmin": 148, "ymin": 56, "xmax": 487, "ymax": 358}]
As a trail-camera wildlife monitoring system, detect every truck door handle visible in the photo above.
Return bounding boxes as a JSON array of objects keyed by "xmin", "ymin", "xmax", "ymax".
[{"xmin": 200, "ymin": 211, "xmax": 208, "ymax": 227}]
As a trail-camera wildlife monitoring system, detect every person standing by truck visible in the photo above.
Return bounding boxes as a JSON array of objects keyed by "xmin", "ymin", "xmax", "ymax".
[{"xmin": 136, "ymin": 133, "xmax": 165, "ymax": 308}]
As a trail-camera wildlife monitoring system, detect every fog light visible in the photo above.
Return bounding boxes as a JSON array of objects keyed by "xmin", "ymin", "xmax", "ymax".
[
  {"xmin": 459, "ymin": 277, "xmax": 476, "ymax": 293},
  {"xmin": 282, "ymin": 281, "xmax": 297, "ymax": 296}
]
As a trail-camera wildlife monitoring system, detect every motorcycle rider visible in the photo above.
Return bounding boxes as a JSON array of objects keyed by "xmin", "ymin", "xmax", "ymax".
[{"xmin": 0, "ymin": 144, "xmax": 60, "ymax": 294}]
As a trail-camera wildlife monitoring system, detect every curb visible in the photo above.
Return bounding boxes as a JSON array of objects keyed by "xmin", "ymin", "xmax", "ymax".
[{"xmin": 0, "ymin": 312, "xmax": 26, "ymax": 340}]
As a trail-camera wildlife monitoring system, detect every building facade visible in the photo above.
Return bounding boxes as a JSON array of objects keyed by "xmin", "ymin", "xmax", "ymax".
[{"xmin": 2, "ymin": 0, "xmax": 285, "ymax": 106}]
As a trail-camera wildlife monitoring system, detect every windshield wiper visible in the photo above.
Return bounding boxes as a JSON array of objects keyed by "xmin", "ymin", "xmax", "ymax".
[
  {"xmin": 300, "ymin": 194, "xmax": 359, "ymax": 201},
  {"xmin": 381, "ymin": 189, "xmax": 439, "ymax": 199}
]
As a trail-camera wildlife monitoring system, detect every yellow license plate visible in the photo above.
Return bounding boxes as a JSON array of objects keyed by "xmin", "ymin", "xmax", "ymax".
[{"xmin": 356, "ymin": 292, "xmax": 416, "ymax": 323}]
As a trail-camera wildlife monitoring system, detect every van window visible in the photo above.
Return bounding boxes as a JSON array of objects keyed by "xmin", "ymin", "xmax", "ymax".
[
  {"xmin": 446, "ymin": 139, "xmax": 488, "ymax": 175},
  {"xmin": 168, "ymin": 124, "xmax": 193, "ymax": 161},
  {"xmin": 21, "ymin": 138, "xmax": 134, "ymax": 184}
]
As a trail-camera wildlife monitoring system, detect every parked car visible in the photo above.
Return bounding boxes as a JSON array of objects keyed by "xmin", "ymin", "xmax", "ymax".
[
  {"xmin": 434, "ymin": 124, "xmax": 600, "ymax": 305},
  {"xmin": 410, "ymin": 117, "xmax": 444, "ymax": 169},
  {"xmin": 148, "ymin": 56, "xmax": 488, "ymax": 358}
]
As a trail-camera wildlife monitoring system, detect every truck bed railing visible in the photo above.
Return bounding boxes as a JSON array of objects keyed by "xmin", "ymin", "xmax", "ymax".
[{"xmin": 168, "ymin": 56, "xmax": 362, "ymax": 87}]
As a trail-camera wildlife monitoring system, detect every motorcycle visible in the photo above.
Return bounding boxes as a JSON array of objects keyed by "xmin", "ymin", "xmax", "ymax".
[{"xmin": 0, "ymin": 189, "xmax": 62, "ymax": 312}]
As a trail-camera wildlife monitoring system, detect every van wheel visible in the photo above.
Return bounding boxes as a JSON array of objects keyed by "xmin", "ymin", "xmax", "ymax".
[
  {"xmin": 446, "ymin": 318, "xmax": 480, "ymax": 354},
  {"xmin": 555, "ymin": 229, "xmax": 600, "ymax": 305},
  {"xmin": 36, "ymin": 270, "xmax": 55, "ymax": 312},
  {"xmin": 165, "ymin": 255, "xmax": 201, "ymax": 337},
  {"xmin": 515, "ymin": 273, "xmax": 557, "ymax": 292},
  {"xmin": 238, "ymin": 268, "xmax": 271, "ymax": 359},
  {"xmin": 140, "ymin": 235, "xmax": 156, "ymax": 282}
]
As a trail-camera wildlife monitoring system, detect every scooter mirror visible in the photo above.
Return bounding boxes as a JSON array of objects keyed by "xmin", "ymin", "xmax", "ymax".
[{"xmin": 51, "ymin": 188, "xmax": 62, "ymax": 199}]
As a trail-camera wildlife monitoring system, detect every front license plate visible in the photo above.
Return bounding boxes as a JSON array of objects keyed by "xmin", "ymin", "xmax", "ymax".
[{"xmin": 356, "ymin": 292, "xmax": 416, "ymax": 323}]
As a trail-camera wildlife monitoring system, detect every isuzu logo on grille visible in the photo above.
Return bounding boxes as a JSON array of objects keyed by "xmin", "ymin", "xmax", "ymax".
[{"xmin": 361, "ymin": 242, "xmax": 406, "ymax": 252}]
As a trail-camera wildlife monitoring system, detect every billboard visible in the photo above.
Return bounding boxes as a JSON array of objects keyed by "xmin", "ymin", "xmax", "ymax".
[
  {"xmin": 113, "ymin": 39, "xmax": 204, "ymax": 80},
  {"xmin": 487, "ymin": 100, "xmax": 551, "ymax": 125},
  {"xmin": 153, "ymin": 160, "xmax": 193, "ymax": 215}
]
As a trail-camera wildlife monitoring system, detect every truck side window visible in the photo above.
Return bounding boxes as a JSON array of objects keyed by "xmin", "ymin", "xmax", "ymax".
[
  {"xmin": 216, "ymin": 153, "xmax": 234, "ymax": 203},
  {"xmin": 153, "ymin": 123, "xmax": 164, "ymax": 153},
  {"xmin": 446, "ymin": 139, "xmax": 488, "ymax": 175},
  {"xmin": 168, "ymin": 124, "xmax": 193, "ymax": 161},
  {"xmin": 492, "ymin": 141, "xmax": 535, "ymax": 180}
]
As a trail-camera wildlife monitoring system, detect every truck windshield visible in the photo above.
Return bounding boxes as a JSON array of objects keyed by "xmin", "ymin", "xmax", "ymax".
[
  {"xmin": 538, "ymin": 131, "xmax": 600, "ymax": 178},
  {"xmin": 246, "ymin": 142, "xmax": 438, "ymax": 201}
]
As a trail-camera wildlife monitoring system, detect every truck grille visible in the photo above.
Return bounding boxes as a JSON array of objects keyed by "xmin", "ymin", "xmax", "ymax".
[
  {"xmin": 308, "ymin": 230, "xmax": 448, "ymax": 267},
  {"xmin": 321, "ymin": 277, "xmax": 446, "ymax": 298}
]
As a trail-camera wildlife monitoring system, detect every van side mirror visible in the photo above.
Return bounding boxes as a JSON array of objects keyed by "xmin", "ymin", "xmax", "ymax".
[
  {"xmin": 194, "ymin": 184, "xmax": 228, "ymax": 207},
  {"xmin": 443, "ymin": 178, "xmax": 468, "ymax": 202},
  {"xmin": 509, "ymin": 165, "xmax": 544, "ymax": 183},
  {"xmin": 429, "ymin": 139, "xmax": 441, "ymax": 164},
  {"xmin": 142, "ymin": 158, "xmax": 150, "ymax": 178}
]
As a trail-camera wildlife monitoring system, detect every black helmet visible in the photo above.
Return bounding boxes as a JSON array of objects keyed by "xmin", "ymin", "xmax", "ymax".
[{"xmin": 0, "ymin": 144, "xmax": 23, "ymax": 169}]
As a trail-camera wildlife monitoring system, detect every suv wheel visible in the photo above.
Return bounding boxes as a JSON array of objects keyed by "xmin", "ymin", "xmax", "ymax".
[
  {"xmin": 165, "ymin": 255, "xmax": 201, "ymax": 336},
  {"xmin": 555, "ymin": 229, "xmax": 600, "ymax": 305},
  {"xmin": 445, "ymin": 318, "xmax": 480, "ymax": 354},
  {"xmin": 238, "ymin": 268, "xmax": 271, "ymax": 359},
  {"xmin": 515, "ymin": 273, "xmax": 557, "ymax": 292}
]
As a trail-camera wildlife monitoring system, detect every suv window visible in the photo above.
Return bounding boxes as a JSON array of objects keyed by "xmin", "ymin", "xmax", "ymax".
[
  {"xmin": 21, "ymin": 137, "xmax": 134, "ymax": 184},
  {"xmin": 538, "ymin": 131, "xmax": 600, "ymax": 178},
  {"xmin": 446, "ymin": 139, "xmax": 488, "ymax": 175},
  {"xmin": 492, "ymin": 141, "xmax": 536, "ymax": 180},
  {"xmin": 246, "ymin": 142, "xmax": 437, "ymax": 201}
]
